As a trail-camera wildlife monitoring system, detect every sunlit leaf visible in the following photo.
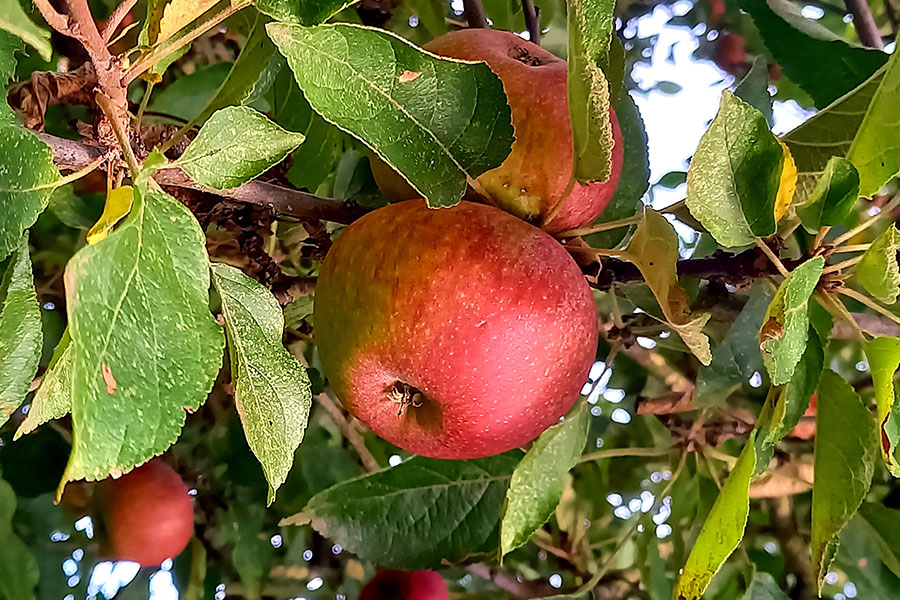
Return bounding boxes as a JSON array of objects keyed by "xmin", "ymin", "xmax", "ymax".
[
  {"xmin": 254, "ymin": 0, "xmax": 353, "ymax": 25},
  {"xmin": 86, "ymin": 186, "xmax": 133, "ymax": 245},
  {"xmin": 774, "ymin": 141, "xmax": 797, "ymax": 222},
  {"xmin": 15, "ymin": 331, "xmax": 72, "ymax": 439},
  {"xmin": 864, "ymin": 337, "xmax": 900, "ymax": 476},
  {"xmin": 857, "ymin": 224, "xmax": 900, "ymax": 304},
  {"xmin": 796, "ymin": 157, "xmax": 860, "ymax": 233}
]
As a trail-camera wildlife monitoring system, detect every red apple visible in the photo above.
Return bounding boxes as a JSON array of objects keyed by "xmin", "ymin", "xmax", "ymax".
[
  {"xmin": 713, "ymin": 33, "xmax": 748, "ymax": 76},
  {"xmin": 93, "ymin": 459, "xmax": 194, "ymax": 566},
  {"xmin": 313, "ymin": 199, "xmax": 598, "ymax": 459},
  {"xmin": 370, "ymin": 28, "xmax": 624, "ymax": 233},
  {"xmin": 359, "ymin": 569, "xmax": 448, "ymax": 600}
]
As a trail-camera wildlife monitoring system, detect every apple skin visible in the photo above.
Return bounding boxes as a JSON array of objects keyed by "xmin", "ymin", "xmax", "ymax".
[
  {"xmin": 370, "ymin": 28, "xmax": 624, "ymax": 233},
  {"xmin": 314, "ymin": 199, "xmax": 598, "ymax": 459},
  {"xmin": 359, "ymin": 570, "xmax": 448, "ymax": 600},
  {"xmin": 93, "ymin": 459, "xmax": 194, "ymax": 566}
]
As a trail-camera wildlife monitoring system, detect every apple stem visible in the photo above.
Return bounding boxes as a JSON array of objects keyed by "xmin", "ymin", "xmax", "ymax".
[
  {"xmin": 522, "ymin": 0, "xmax": 541, "ymax": 45},
  {"xmin": 462, "ymin": 0, "xmax": 488, "ymax": 28}
]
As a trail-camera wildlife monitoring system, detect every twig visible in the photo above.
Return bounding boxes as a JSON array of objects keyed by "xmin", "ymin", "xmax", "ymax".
[
  {"xmin": 579, "ymin": 446, "xmax": 674, "ymax": 463},
  {"xmin": 818, "ymin": 291, "xmax": 867, "ymax": 341},
  {"xmin": 822, "ymin": 254, "xmax": 863, "ymax": 274},
  {"xmin": 838, "ymin": 287, "xmax": 900, "ymax": 328},
  {"xmin": 831, "ymin": 194, "xmax": 900, "ymax": 246},
  {"xmin": 101, "ymin": 0, "xmax": 139, "ymax": 43},
  {"xmin": 844, "ymin": 0, "xmax": 885, "ymax": 48},
  {"xmin": 755, "ymin": 238, "xmax": 790, "ymax": 277},
  {"xmin": 558, "ymin": 214, "xmax": 643, "ymax": 238},
  {"xmin": 462, "ymin": 0, "xmax": 489, "ymax": 28},
  {"xmin": 315, "ymin": 391, "xmax": 379, "ymax": 472},
  {"xmin": 830, "ymin": 243, "xmax": 871, "ymax": 254},
  {"xmin": 522, "ymin": 0, "xmax": 541, "ymax": 44}
]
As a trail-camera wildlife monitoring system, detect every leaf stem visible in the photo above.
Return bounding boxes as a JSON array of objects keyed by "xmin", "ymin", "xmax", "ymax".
[
  {"xmin": 53, "ymin": 155, "xmax": 107, "ymax": 188},
  {"xmin": 838, "ymin": 287, "xmax": 900, "ymax": 328},
  {"xmin": 755, "ymin": 238, "xmax": 790, "ymax": 277},
  {"xmin": 822, "ymin": 255, "xmax": 864, "ymax": 275},
  {"xmin": 579, "ymin": 447, "xmax": 675, "ymax": 464},
  {"xmin": 558, "ymin": 214, "xmax": 644, "ymax": 238},
  {"xmin": 830, "ymin": 243, "xmax": 872, "ymax": 254},
  {"xmin": 831, "ymin": 194, "xmax": 900, "ymax": 246},
  {"xmin": 135, "ymin": 81, "xmax": 155, "ymax": 133},
  {"xmin": 96, "ymin": 92, "xmax": 140, "ymax": 176},
  {"xmin": 817, "ymin": 291, "xmax": 867, "ymax": 341}
]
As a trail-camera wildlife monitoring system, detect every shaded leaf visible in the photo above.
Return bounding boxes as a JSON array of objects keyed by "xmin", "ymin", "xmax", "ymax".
[
  {"xmin": 734, "ymin": 56, "xmax": 773, "ymax": 126},
  {"xmin": 742, "ymin": 572, "xmax": 789, "ymax": 600},
  {"xmin": 796, "ymin": 157, "xmax": 860, "ymax": 233},
  {"xmin": 686, "ymin": 91, "xmax": 783, "ymax": 247},
  {"xmin": 738, "ymin": 0, "xmax": 887, "ymax": 109},
  {"xmin": 86, "ymin": 186, "xmax": 133, "ymax": 245},
  {"xmin": 858, "ymin": 503, "xmax": 900, "ymax": 579},
  {"xmin": 217, "ymin": 503, "xmax": 274, "ymax": 600},
  {"xmin": 282, "ymin": 452, "xmax": 521, "ymax": 569},
  {"xmin": 763, "ymin": 327, "xmax": 823, "ymax": 446},
  {"xmin": 268, "ymin": 22, "xmax": 514, "ymax": 208},
  {"xmin": 812, "ymin": 370, "xmax": 878, "ymax": 592},
  {"xmin": 211, "ymin": 263, "xmax": 312, "ymax": 504},
  {"xmin": 15, "ymin": 331, "xmax": 72, "ymax": 439},
  {"xmin": 61, "ymin": 185, "xmax": 224, "ymax": 484},
  {"xmin": 857, "ymin": 224, "xmax": 900, "ymax": 304},
  {"xmin": 758, "ymin": 257, "xmax": 824, "ymax": 386},
  {"xmin": 500, "ymin": 402, "xmax": 589, "ymax": 557},
  {"xmin": 174, "ymin": 106, "xmax": 305, "ymax": 189},
  {"xmin": 675, "ymin": 432, "xmax": 757, "ymax": 600},
  {"xmin": 0, "ymin": 476, "xmax": 39, "ymax": 600},
  {"xmin": 863, "ymin": 337, "xmax": 900, "ymax": 475},
  {"xmin": 0, "ymin": 235, "xmax": 40, "ymax": 428},
  {"xmin": 0, "ymin": 0, "xmax": 51, "ymax": 61},
  {"xmin": 255, "ymin": 0, "xmax": 353, "ymax": 25},
  {"xmin": 566, "ymin": 0, "xmax": 616, "ymax": 182}
]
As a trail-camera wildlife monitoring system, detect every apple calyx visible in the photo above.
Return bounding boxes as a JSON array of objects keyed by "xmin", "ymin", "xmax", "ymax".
[{"xmin": 388, "ymin": 381, "xmax": 426, "ymax": 416}]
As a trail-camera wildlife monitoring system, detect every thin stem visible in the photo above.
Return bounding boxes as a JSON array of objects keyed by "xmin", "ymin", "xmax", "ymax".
[
  {"xmin": 101, "ymin": 0, "xmax": 139, "ymax": 42},
  {"xmin": 844, "ymin": 0, "xmax": 884, "ymax": 48},
  {"xmin": 817, "ymin": 291, "xmax": 867, "ymax": 341},
  {"xmin": 755, "ymin": 238, "xmax": 790, "ymax": 277},
  {"xmin": 839, "ymin": 287, "xmax": 900, "ymax": 328},
  {"xmin": 157, "ymin": 118, "xmax": 195, "ymax": 155},
  {"xmin": 54, "ymin": 155, "xmax": 107, "ymax": 188},
  {"xmin": 822, "ymin": 255, "xmax": 864, "ymax": 275},
  {"xmin": 832, "ymin": 195, "xmax": 900, "ymax": 246},
  {"xmin": 96, "ymin": 92, "xmax": 140, "ymax": 176},
  {"xmin": 315, "ymin": 391, "xmax": 379, "ymax": 472},
  {"xmin": 813, "ymin": 226, "xmax": 830, "ymax": 250},
  {"xmin": 462, "ymin": 0, "xmax": 488, "ymax": 28},
  {"xmin": 831, "ymin": 243, "xmax": 871, "ymax": 254},
  {"xmin": 579, "ymin": 447, "xmax": 675, "ymax": 464},
  {"xmin": 558, "ymin": 214, "xmax": 644, "ymax": 238},
  {"xmin": 135, "ymin": 81, "xmax": 154, "ymax": 133},
  {"xmin": 123, "ymin": 0, "xmax": 252, "ymax": 85},
  {"xmin": 522, "ymin": 0, "xmax": 540, "ymax": 44}
]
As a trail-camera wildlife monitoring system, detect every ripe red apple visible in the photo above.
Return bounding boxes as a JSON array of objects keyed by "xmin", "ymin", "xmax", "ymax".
[
  {"xmin": 713, "ymin": 33, "xmax": 748, "ymax": 76},
  {"xmin": 314, "ymin": 199, "xmax": 598, "ymax": 459},
  {"xmin": 93, "ymin": 459, "xmax": 194, "ymax": 566},
  {"xmin": 359, "ymin": 569, "xmax": 448, "ymax": 600},
  {"xmin": 370, "ymin": 28, "xmax": 624, "ymax": 233}
]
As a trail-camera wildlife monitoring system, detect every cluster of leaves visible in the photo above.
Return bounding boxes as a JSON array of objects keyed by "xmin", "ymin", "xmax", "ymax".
[{"xmin": 0, "ymin": 0, "xmax": 900, "ymax": 598}]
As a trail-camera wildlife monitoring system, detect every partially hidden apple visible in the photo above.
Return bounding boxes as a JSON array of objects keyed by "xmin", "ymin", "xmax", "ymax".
[
  {"xmin": 359, "ymin": 570, "xmax": 448, "ymax": 600},
  {"xmin": 93, "ymin": 459, "xmax": 194, "ymax": 566},
  {"xmin": 313, "ymin": 199, "xmax": 598, "ymax": 459},
  {"xmin": 370, "ymin": 28, "xmax": 624, "ymax": 233}
]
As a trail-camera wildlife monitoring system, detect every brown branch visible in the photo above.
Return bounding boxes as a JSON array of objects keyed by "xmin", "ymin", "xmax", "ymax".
[
  {"xmin": 32, "ymin": 0, "xmax": 69, "ymax": 33},
  {"xmin": 844, "ymin": 0, "xmax": 885, "ymax": 48},
  {"xmin": 101, "ymin": 0, "xmax": 139, "ymax": 43},
  {"xmin": 462, "ymin": 0, "xmax": 489, "ymax": 28},
  {"xmin": 522, "ymin": 0, "xmax": 541, "ymax": 44}
]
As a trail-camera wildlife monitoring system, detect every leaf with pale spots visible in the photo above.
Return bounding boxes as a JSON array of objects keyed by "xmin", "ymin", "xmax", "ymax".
[
  {"xmin": 174, "ymin": 106, "xmax": 305, "ymax": 189},
  {"xmin": 211, "ymin": 263, "xmax": 312, "ymax": 504},
  {"xmin": 15, "ymin": 330, "xmax": 72, "ymax": 439},
  {"xmin": 758, "ymin": 257, "xmax": 824, "ymax": 386},
  {"xmin": 60, "ymin": 185, "xmax": 224, "ymax": 487},
  {"xmin": 812, "ymin": 370, "xmax": 877, "ymax": 593},
  {"xmin": 857, "ymin": 224, "xmax": 900, "ymax": 304},
  {"xmin": 254, "ymin": 0, "xmax": 353, "ymax": 25},
  {"xmin": 0, "ymin": 235, "xmax": 41, "ymax": 428},
  {"xmin": 268, "ymin": 23, "xmax": 514, "ymax": 208},
  {"xmin": 863, "ymin": 337, "xmax": 900, "ymax": 476},
  {"xmin": 500, "ymin": 402, "xmax": 589, "ymax": 557}
]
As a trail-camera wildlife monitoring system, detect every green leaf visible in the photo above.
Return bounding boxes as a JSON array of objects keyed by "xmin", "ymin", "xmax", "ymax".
[
  {"xmin": 812, "ymin": 370, "xmax": 878, "ymax": 592},
  {"xmin": 500, "ymin": 402, "xmax": 589, "ymax": 557},
  {"xmin": 858, "ymin": 503, "xmax": 900, "ymax": 579},
  {"xmin": 0, "ymin": 0, "xmax": 51, "ymax": 61},
  {"xmin": 217, "ymin": 503, "xmax": 274, "ymax": 600},
  {"xmin": 566, "ymin": 0, "xmax": 616, "ymax": 183},
  {"xmin": 282, "ymin": 452, "xmax": 521, "ymax": 569},
  {"xmin": 0, "ymin": 235, "xmax": 41, "ymax": 427},
  {"xmin": 763, "ymin": 327, "xmax": 823, "ymax": 446},
  {"xmin": 696, "ymin": 282, "xmax": 773, "ymax": 406},
  {"xmin": 676, "ymin": 432, "xmax": 757, "ymax": 600},
  {"xmin": 847, "ymin": 51, "xmax": 900, "ymax": 197},
  {"xmin": 796, "ymin": 157, "xmax": 860, "ymax": 233},
  {"xmin": 741, "ymin": 572, "xmax": 789, "ymax": 600},
  {"xmin": 254, "ymin": 0, "xmax": 353, "ymax": 25},
  {"xmin": 211, "ymin": 263, "xmax": 312, "ymax": 504},
  {"xmin": 268, "ymin": 22, "xmax": 514, "ymax": 208},
  {"xmin": 686, "ymin": 91, "xmax": 784, "ymax": 248},
  {"xmin": 0, "ymin": 126, "xmax": 60, "ymax": 261},
  {"xmin": 783, "ymin": 65, "xmax": 884, "ymax": 203},
  {"xmin": 15, "ymin": 331, "xmax": 72, "ymax": 439},
  {"xmin": 0, "ymin": 476, "xmax": 39, "ymax": 600},
  {"xmin": 857, "ymin": 224, "xmax": 900, "ymax": 304},
  {"xmin": 734, "ymin": 57, "xmax": 774, "ymax": 126},
  {"xmin": 174, "ymin": 106, "xmax": 305, "ymax": 189},
  {"xmin": 863, "ymin": 337, "xmax": 900, "ymax": 475},
  {"xmin": 738, "ymin": 0, "xmax": 887, "ymax": 109},
  {"xmin": 758, "ymin": 257, "xmax": 824, "ymax": 386},
  {"xmin": 61, "ymin": 185, "xmax": 225, "ymax": 484},
  {"xmin": 196, "ymin": 14, "xmax": 283, "ymax": 125},
  {"xmin": 405, "ymin": 0, "xmax": 449, "ymax": 37}
]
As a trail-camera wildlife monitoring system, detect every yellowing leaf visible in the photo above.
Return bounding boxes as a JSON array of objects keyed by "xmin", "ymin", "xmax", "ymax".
[
  {"xmin": 86, "ymin": 186, "xmax": 133, "ymax": 245},
  {"xmin": 774, "ymin": 139, "xmax": 797, "ymax": 222},
  {"xmin": 607, "ymin": 210, "xmax": 711, "ymax": 365},
  {"xmin": 157, "ymin": 0, "xmax": 218, "ymax": 43}
]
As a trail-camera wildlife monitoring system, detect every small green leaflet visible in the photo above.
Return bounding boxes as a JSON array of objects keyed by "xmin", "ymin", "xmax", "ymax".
[
  {"xmin": 566, "ymin": 0, "xmax": 616, "ymax": 183},
  {"xmin": 15, "ymin": 331, "xmax": 72, "ymax": 439},
  {"xmin": 686, "ymin": 91, "xmax": 783, "ymax": 248},
  {"xmin": 0, "ymin": 476, "xmax": 39, "ymax": 600},
  {"xmin": 763, "ymin": 327, "xmax": 823, "ymax": 447},
  {"xmin": 0, "ymin": 126, "xmax": 60, "ymax": 262},
  {"xmin": 847, "ymin": 51, "xmax": 900, "ymax": 197},
  {"xmin": 758, "ymin": 257, "xmax": 824, "ymax": 386},
  {"xmin": 61, "ymin": 185, "xmax": 224, "ymax": 485},
  {"xmin": 268, "ymin": 23, "xmax": 514, "ymax": 208},
  {"xmin": 741, "ymin": 572, "xmax": 789, "ymax": 600},
  {"xmin": 783, "ymin": 66, "xmax": 884, "ymax": 202},
  {"xmin": 282, "ymin": 452, "xmax": 521, "ymax": 569},
  {"xmin": 254, "ymin": 0, "xmax": 353, "ymax": 25},
  {"xmin": 211, "ymin": 263, "xmax": 312, "ymax": 504},
  {"xmin": 857, "ymin": 224, "xmax": 900, "ymax": 304},
  {"xmin": 0, "ymin": 235, "xmax": 41, "ymax": 427},
  {"xmin": 863, "ymin": 337, "xmax": 900, "ymax": 475},
  {"xmin": 812, "ymin": 370, "xmax": 877, "ymax": 593},
  {"xmin": 738, "ymin": 0, "xmax": 886, "ymax": 109},
  {"xmin": 173, "ymin": 106, "xmax": 305, "ymax": 189},
  {"xmin": 0, "ymin": 0, "xmax": 51, "ymax": 61},
  {"xmin": 500, "ymin": 402, "xmax": 589, "ymax": 557},
  {"xmin": 675, "ymin": 431, "xmax": 757, "ymax": 600},
  {"xmin": 734, "ymin": 57, "xmax": 773, "ymax": 126},
  {"xmin": 796, "ymin": 157, "xmax": 860, "ymax": 233}
]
